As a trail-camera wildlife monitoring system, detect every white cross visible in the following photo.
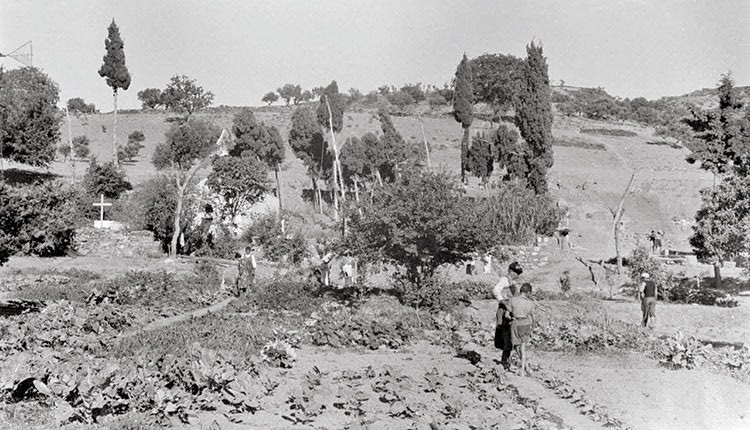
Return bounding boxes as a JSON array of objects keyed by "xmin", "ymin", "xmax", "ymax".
[{"xmin": 92, "ymin": 194, "xmax": 112, "ymax": 222}]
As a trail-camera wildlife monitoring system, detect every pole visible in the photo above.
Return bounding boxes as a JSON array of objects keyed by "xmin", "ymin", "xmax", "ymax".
[
  {"xmin": 417, "ymin": 114, "xmax": 432, "ymax": 170},
  {"xmin": 65, "ymin": 107, "xmax": 75, "ymax": 182}
]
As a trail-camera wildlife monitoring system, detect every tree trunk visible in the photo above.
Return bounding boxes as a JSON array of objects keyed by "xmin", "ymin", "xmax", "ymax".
[
  {"xmin": 375, "ymin": 169, "xmax": 383, "ymax": 187},
  {"xmin": 170, "ymin": 179, "xmax": 185, "ymax": 257},
  {"xmin": 275, "ymin": 167, "xmax": 283, "ymax": 213},
  {"xmin": 714, "ymin": 261, "xmax": 722, "ymax": 288},
  {"xmin": 325, "ymin": 98, "xmax": 346, "ymax": 202},
  {"xmin": 66, "ymin": 107, "xmax": 75, "ymax": 182},
  {"xmin": 311, "ymin": 176, "xmax": 319, "ymax": 212},
  {"xmin": 614, "ymin": 220, "xmax": 622, "ymax": 273},
  {"xmin": 417, "ymin": 114, "xmax": 432, "ymax": 170},
  {"xmin": 353, "ymin": 177, "xmax": 360, "ymax": 203},
  {"xmin": 460, "ymin": 126, "xmax": 470, "ymax": 183},
  {"xmin": 113, "ymin": 89, "xmax": 119, "ymax": 168}
]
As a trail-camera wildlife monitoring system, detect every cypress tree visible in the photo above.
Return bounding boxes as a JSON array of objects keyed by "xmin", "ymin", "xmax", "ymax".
[
  {"xmin": 453, "ymin": 54, "xmax": 474, "ymax": 182},
  {"xmin": 515, "ymin": 41, "xmax": 553, "ymax": 194},
  {"xmin": 98, "ymin": 19, "xmax": 131, "ymax": 168}
]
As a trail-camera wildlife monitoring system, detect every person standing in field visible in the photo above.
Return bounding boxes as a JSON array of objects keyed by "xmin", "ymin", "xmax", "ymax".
[
  {"xmin": 494, "ymin": 284, "xmax": 517, "ymax": 370},
  {"xmin": 508, "ymin": 282, "xmax": 535, "ymax": 376},
  {"xmin": 639, "ymin": 272, "xmax": 657, "ymax": 328},
  {"xmin": 492, "ymin": 261, "xmax": 523, "ymax": 301},
  {"xmin": 235, "ymin": 246, "xmax": 257, "ymax": 297}
]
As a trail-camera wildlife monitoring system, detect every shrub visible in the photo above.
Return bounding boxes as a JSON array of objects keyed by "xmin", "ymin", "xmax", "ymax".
[
  {"xmin": 626, "ymin": 247, "xmax": 678, "ymax": 299},
  {"xmin": 344, "ymin": 171, "xmax": 483, "ymax": 284},
  {"xmin": 394, "ymin": 275, "xmax": 462, "ymax": 311},
  {"xmin": 476, "ymin": 182, "xmax": 563, "ymax": 245},
  {"xmin": 251, "ymin": 276, "xmax": 320, "ymax": 315},
  {"xmin": 243, "ymin": 213, "xmax": 308, "ymax": 264},
  {"xmin": 0, "ymin": 181, "xmax": 78, "ymax": 258},
  {"xmin": 73, "ymin": 135, "xmax": 91, "ymax": 159},
  {"xmin": 553, "ymin": 137, "xmax": 606, "ymax": 150},
  {"xmin": 660, "ymin": 333, "xmax": 706, "ymax": 369},
  {"xmin": 579, "ymin": 128, "xmax": 637, "ymax": 137},
  {"xmin": 117, "ymin": 175, "xmax": 197, "ymax": 252},
  {"xmin": 82, "ymin": 159, "xmax": 132, "ymax": 199}
]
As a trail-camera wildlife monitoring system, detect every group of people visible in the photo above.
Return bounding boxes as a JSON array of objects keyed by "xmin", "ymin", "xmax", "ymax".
[{"xmin": 492, "ymin": 262, "xmax": 536, "ymax": 376}]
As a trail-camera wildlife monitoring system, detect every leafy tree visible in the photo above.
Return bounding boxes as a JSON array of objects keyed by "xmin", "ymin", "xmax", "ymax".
[
  {"xmin": 453, "ymin": 54, "xmax": 474, "ymax": 182},
  {"xmin": 0, "ymin": 67, "xmax": 62, "ymax": 167},
  {"xmin": 400, "ymin": 83, "xmax": 425, "ymax": 102},
  {"xmin": 137, "ymin": 88, "xmax": 163, "ymax": 109},
  {"xmin": 515, "ymin": 41, "xmax": 553, "ymax": 194},
  {"xmin": 492, "ymin": 124, "xmax": 527, "ymax": 181},
  {"xmin": 348, "ymin": 88, "xmax": 363, "ymax": 104},
  {"xmin": 161, "ymin": 75, "xmax": 215, "ymax": 120},
  {"xmin": 98, "ymin": 19, "xmax": 131, "ymax": 167},
  {"xmin": 289, "ymin": 106, "xmax": 332, "ymax": 211},
  {"xmin": 67, "ymin": 97, "xmax": 97, "ymax": 114},
  {"xmin": 207, "ymin": 154, "xmax": 270, "ymax": 222},
  {"xmin": 0, "ymin": 182, "xmax": 78, "ymax": 259},
  {"xmin": 83, "ymin": 159, "xmax": 132, "ymax": 199},
  {"xmin": 467, "ymin": 132, "xmax": 494, "ymax": 183},
  {"xmin": 690, "ymin": 173, "xmax": 750, "ymax": 287},
  {"xmin": 683, "ymin": 73, "xmax": 747, "ymax": 176},
  {"xmin": 311, "ymin": 86, "xmax": 326, "ymax": 99},
  {"xmin": 262, "ymin": 91, "xmax": 279, "ymax": 106},
  {"xmin": 152, "ymin": 118, "xmax": 222, "ymax": 256},
  {"xmin": 387, "ymin": 91, "xmax": 414, "ymax": 113},
  {"xmin": 72, "ymin": 136, "xmax": 91, "ymax": 159},
  {"xmin": 118, "ymin": 130, "xmax": 146, "ymax": 163},
  {"xmin": 375, "ymin": 108, "xmax": 421, "ymax": 181},
  {"xmin": 58, "ymin": 143, "xmax": 71, "ymax": 160},
  {"xmin": 316, "ymin": 81, "xmax": 346, "ymax": 204},
  {"xmin": 343, "ymin": 170, "xmax": 481, "ymax": 283},
  {"xmin": 377, "ymin": 85, "xmax": 392, "ymax": 96},
  {"xmin": 300, "ymin": 90, "xmax": 313, "ymax": 103},
  {"xmin": 277, "ymin": 83, "xmax": 302, "ymax": 105},
  {"xmin": 470, "ymin": 53, "xmax": 525, "ymax": 112},
  {"xmin": 427, "ymin": 92, "xmax": 447, "ymax": 110},
  {"xmin": 340, "ymin": 136, "xmax": 372, "ymax": 201},
  {"xmin": 229, "ymin": 108, "xmax": 286, "ymax": 211}
]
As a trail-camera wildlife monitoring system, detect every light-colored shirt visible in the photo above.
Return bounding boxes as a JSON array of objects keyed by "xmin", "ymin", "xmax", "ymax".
[
  {"xmin": 493, "ymin": 277, "xmax": 510, "ymax": 301},
  {"xmin": 508, "ymin": 295, "xmax": 535, "ymax": 320}
]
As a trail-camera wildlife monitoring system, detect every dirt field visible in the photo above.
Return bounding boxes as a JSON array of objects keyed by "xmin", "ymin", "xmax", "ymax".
[{"xmin": 3, "ymin": 252, "xmax": 749, "ymax": 430}]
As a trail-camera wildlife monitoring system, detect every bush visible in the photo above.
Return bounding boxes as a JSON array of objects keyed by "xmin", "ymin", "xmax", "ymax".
[
  {"xmin": 477, "ymin": 182, "xmax": 563, "ymax": 245},
  {"xmin": 660, "ymin": 333, "xmax": 706, "ymax": 369},
  {"xmin": 0, "ymin": 182, "xmax": 79, "ymax": 258},
  {"xmin": 250, "ymin": 276, "xmax": 321, "ymax": 315},
  {"xmin": 626, "ymin": 247, "xmax": 679, "ymax": 299},
  {"xmin": 73, "ymin": 135, "xmax": 91, "ymax": 159},
  {"xmin": 243, "ymin": 213, "xmax": 308, "ymax": 264},
  {"xmin": 115, "ymin": 175, "xmax": 197, "ymax": 252},
  {"xmin": 579, "ymin": 128, "xmax": 637, "ymax": 137},
  {"xmin": 394, "ymin": 275, "xmax": 462, "ymax": 311},
  {"xmin": 83, "ymin": 159, "xmax": 132, "ymax": 199}
]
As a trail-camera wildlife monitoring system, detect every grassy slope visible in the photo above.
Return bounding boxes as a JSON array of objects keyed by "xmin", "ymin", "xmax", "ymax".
[{"xmin": 47, "ymin": 104, "xmax": 712, "ymax": 260}]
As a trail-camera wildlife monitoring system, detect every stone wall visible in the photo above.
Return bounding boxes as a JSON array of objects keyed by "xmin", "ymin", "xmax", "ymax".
[
  {"xmin": 74, "ymin": 227, "xmax": 164, "ymax": 258},
  {"xmin": 496, "ymin": 237, "xmax": 561, "ymax": 269}
]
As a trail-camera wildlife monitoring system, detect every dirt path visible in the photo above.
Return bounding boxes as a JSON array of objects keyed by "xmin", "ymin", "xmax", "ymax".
[{"xmin": 120, "ymin": 297, "xmax": 236, "ymax": 339}]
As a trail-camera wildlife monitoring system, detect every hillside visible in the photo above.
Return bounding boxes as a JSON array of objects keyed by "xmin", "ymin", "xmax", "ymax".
[{"xmin": 25, "ymin": 105, "xmax": 710, "ymax": 260}]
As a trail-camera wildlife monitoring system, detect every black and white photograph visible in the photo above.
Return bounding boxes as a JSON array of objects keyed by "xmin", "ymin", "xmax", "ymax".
[{"xmin": 1, "ymin": 1, "xmax": 749, "ymax": 429}]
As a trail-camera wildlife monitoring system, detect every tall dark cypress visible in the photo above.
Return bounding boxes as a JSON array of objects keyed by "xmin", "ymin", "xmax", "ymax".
[
  {"xmin": 98, "ymin": 20, "xmax": 131, "ymax": 167},
  {"xmin": 515, "ymin": 41, "xmax": 553, "ymax": 194},
  {"xmin": 453, "ymin": 54, "xmax": 474, "ymax": 182}
]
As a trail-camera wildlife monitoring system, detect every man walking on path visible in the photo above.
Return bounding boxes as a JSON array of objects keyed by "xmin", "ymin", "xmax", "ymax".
[
  {"xmin": 639, "ymin": 272, "xmax": 657, "ymax": 328},
  {"xmin": 235, "ymin": 246, "xmax": 257, "ymax": 297}
]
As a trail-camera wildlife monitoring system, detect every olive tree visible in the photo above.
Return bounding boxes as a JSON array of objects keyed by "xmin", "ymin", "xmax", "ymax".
[{"xmin": 152, "ymin": 119, "xmax": 223, "ymax": 256}]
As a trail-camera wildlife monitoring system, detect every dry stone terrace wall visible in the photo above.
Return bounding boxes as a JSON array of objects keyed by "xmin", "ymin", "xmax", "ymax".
[
  {"xmin": 497, "ymin": 237, "xmax": 558, "ymax": 269},
  {"xmin": 74, "ymin": 227, "xmax": 163, "ymax": 258}
]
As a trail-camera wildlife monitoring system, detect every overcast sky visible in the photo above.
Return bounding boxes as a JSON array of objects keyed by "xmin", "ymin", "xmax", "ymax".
[{"xmin": 1, "ymin": 0, "xmax": 748, "ymax": 110}]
